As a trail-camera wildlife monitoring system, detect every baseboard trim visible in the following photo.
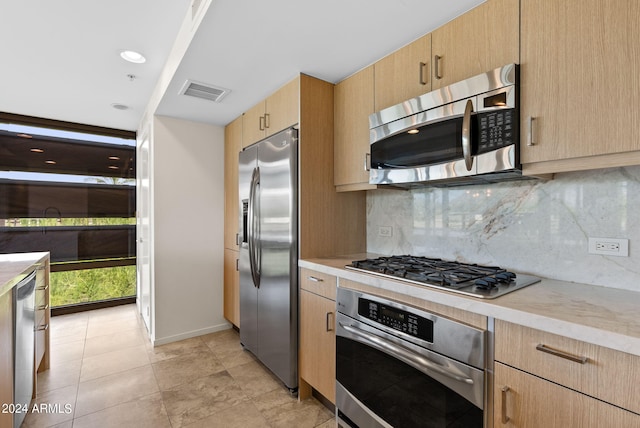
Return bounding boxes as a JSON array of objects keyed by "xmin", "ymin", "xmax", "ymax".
[{"xmin": 152, "ymin": 322, "xmax": 232, "ymax": 346}]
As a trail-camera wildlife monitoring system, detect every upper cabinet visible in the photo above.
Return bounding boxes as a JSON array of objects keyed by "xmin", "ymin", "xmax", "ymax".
[
  {"xmin": 334, "ymin": 65, "xmax": 377, "ymax": 192},
  {"xmin": 242, "ymin": 77, "xmax": 300, "ymax": 148},
  {"xmin": 431, "ymin": 0, "xmax": 519, "ymax": 89},
  {"xmin": 520, "ymin": 0, "xmax": 640, "ymax": 175},
  {"xmin": 374, "ymin": 33, "xmax": 432, "ymax": 112}
]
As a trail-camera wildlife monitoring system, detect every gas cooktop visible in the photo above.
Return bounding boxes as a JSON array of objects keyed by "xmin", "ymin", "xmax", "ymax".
[{"xmin": 345, "ymin": 255, "xmax": 540, "ymax": 299}]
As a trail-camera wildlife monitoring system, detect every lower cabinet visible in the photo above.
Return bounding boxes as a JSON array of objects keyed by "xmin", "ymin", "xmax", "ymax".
[
  {"xmin": 494, "ymin": 363, "xmax": 640, "ymax": 427},
  {"xmin": 299, "ymin": 268, "xmax": 336, "ymax": 403},
  {"xmin": 494, "ymin": 320, "xmax": 640, "ymax": 427},
  {"xmin": 223, "ymin": 249, "xmax": 240, "ymax": 327}
]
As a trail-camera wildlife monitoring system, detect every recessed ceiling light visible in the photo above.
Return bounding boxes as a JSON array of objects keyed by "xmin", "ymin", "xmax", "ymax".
[
  {"xmin": 30, "ymin": 148, "xmax": 44, "ymax": 153},
  {"xmin": 109, "ymin": 156, "xmax": 121, "ymax": 160},
  {"xmin": 108, "ymin": 166, "xmax": 119, "ymax": 170},
  {"xmin": 120, "ymin": 50, "xmax": 146, "ymax": 64},
  {"xmin": 111, "ymin": 103, "xmax": 129, "ymax": 111},
  {"xmin": 407, "ymin": 129, "xmax": 419, "ymax": 135},
  {"xmin": 17, "ymin": 133, "xmax": 33, "ymax": 139},
  {"xmin": 45, "ymin": 160, "xmax": 56, "ymax": 164}
]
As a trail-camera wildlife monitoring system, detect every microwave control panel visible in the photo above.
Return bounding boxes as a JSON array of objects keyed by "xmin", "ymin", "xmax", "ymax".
[
  {"xmin": 358, "ymin": 298, "xmax": 434, "ymax": 342},
  {"xmin": 477, "ymin": 109, "xmax": 516, "ymax": 152}
]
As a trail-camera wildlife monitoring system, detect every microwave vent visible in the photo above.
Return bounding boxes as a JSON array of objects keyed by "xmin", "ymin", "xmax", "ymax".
[{"xmin": 179, "ymin": 79, "xmax": 230, "ymax": 103}]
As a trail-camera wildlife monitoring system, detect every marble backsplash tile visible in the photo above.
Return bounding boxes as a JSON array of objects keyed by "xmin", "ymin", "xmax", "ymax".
[{"xmin": 366, "ymin": 166, "xmax": 640, "ymax": 292}]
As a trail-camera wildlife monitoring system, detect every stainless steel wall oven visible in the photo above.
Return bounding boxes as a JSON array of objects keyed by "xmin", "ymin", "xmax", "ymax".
[{"xmin": 336, "ymin": 288, "xmax": 489, "ymax": 427}]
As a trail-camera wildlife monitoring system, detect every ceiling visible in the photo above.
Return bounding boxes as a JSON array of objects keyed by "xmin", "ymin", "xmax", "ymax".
[{"xmin": 1, "ymin": 0, "xmax": 485, "ymax": 133}]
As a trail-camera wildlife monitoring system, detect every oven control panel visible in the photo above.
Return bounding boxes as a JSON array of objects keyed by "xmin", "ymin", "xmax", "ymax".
[{"xmin": 358, "ymin": 298, "xmax": 433, "ymax": 342}]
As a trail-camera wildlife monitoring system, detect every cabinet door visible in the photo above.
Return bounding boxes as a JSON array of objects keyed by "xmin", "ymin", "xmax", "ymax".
[
  {"xmin": 265, "ymin": 76, "xmax": 299, "ymax": 136},
  {"xmin": 335, "ymin": 65, "xmax": 376, "ymax": 191},
  {"xmin": 495, "ymin": 363, "xmax": 640, "ymax": 428},
  {"xmin": 224, "ymin": 116, "xmax": 242, "ymax": 251},
  {"xmin": 242, "ymin": 100, "xmax": 266, "ymax": 148},
  {"xmin": 431, "ymin": 0, "xmax": 519, "ymax": 89},
  {"xmin": 520, "ymin": 0, "xmax": 640, "ymax": 170},
  {"xmin": 223, "ymin": 249, "xmax": 240, "ymax": 327},
  {"xmin": 299, "ymin": 289, "xmax": 336, "ymax": 403},
  {"xmin": 374, "ymin": 33, "xmax": 431, "ymax": 111}
]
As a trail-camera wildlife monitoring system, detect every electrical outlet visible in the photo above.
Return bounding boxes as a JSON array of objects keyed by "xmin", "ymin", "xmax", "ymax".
[
  {"xmin": 588, "ymin": 237, "xmax": 629, "ymax": 257},
  {"xmin": 378, "ymin": 226, "xmax": 393, "ymax": 237}
]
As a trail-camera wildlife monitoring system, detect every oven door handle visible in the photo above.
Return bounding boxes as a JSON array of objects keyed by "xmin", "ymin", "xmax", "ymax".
[{"xmin": 339, "ymin": 322, "xmax": 474, "ymax": 385}]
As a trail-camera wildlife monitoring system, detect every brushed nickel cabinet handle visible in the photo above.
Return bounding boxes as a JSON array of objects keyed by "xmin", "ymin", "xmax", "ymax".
[
  {"xmin": 308, "ymin": 276, "xmax": 324, "ymax": 282},
  {"xmin": 35, "ymin": 324, "xmax": 49, "ymax": 332},
  {"xmin": 259, "ymin": 115, "xmax": 265, "ymax": 131},
  {"xmin": 37, "ymin": 304, "xmax": 49, "ymax": 311},
  {"xmin": 264, "ymin": 113, "xmax": 270, "ymax": 129},
  {"xmin": 235, "ymin": 258, "xmax": 239, "ymax": 271},
  {"xmin": 536, "ymin": 344, "xmax": 588, "ymax": 364},
  {"xmin": 527, "ymin": 116, "xmax": 535, "ymax": 146},
  {"xmin": 434, "ymin": 55, "xmax": 443, "ymax": 80},
  {"xmin": 326, "ymin": 312, "xmax": 334, "ymax": 332},
  {"xmin": 501, "ymin": 386, "xmax": 510, "ymax": 424},
  {"xmin": 419, "ymin": 61, "xmax": 429, "ymax": 85},
  {"xmin": 364, "ymin": 153, "xmax": 371, "ymax": 172}
]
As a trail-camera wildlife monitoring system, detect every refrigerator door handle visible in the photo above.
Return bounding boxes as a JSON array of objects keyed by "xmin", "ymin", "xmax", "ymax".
[{"xmin": 248, "ymin": 166, "xmax": 261, "ymax": 288}]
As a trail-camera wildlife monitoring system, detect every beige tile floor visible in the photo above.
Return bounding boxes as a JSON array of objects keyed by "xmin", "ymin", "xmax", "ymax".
[{"xmin": 23, "ymin": 304, "xmax": 335, "ymax": 428}]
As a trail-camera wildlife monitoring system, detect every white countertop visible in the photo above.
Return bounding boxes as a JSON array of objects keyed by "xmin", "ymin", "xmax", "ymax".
[
  {"xmin": 0, "ymin": 252, "xmax": 50, "ymax": 297},
  {"xmin": 300, "ymin": 254, "xmax": 640, "ymax": 357}
]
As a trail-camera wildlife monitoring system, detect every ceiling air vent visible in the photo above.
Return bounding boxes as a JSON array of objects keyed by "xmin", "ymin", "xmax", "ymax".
[{"xmin": 179, "ymin": 79, "xmax": 230, "ymax": 103}]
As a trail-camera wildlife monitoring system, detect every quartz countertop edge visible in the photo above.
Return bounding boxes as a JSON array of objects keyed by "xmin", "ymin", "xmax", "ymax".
[
  {"xmin": 0, "ymin": 252, "xmax": 50, "ymax": 297},
  {"xmin": 299, "ymin": 255, "xmax": 640, "ymax": 358}
]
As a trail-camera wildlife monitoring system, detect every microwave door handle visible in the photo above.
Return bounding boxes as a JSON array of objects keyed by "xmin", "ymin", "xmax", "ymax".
[
  {"xmin": 462, "ymin": 99, "xmax": 474, "ymax": 171},
  {"xmin": 339, "ymin": 322, "xmax": 474, "ymax": 385}
]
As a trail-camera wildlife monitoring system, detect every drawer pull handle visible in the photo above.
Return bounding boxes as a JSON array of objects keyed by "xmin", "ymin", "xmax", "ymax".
[
  {"xmin": 536, "ymin": 344, "xmax": 588, "ymax": 364},
  {"xmin": 308, "ymin": 276, "xmax": 324, "ymax": 283},
  {"xmin": 37, "ymin": 304, "xmax": 49, "ymax": 311},
  {"xmin": 501, "ymin": 386, "xmax": 510, "ymax": 424},
  {"xmin": 35, "ymin": 324, "xmax": 49, "ymax": 332}
]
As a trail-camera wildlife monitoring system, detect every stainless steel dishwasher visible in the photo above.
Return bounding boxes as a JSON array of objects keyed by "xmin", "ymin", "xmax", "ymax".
[{"xmin": 14, "ymin": 269, "xmax": 37, "ymax": 428}]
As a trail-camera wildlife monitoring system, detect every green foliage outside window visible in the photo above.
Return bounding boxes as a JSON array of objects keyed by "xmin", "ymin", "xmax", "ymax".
[{"xmin": 50, "ymin": 265, "xmax": 136, "ymax": 307}]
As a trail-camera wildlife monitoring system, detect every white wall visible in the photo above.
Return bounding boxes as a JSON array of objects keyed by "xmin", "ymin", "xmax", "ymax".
[{"xmin": 151, "ymin": 115, "xmax": 228, "ymax": 345}]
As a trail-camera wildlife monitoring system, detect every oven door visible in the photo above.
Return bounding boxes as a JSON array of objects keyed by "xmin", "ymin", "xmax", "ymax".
[{"xmin": 336, "ymin": 312, "xmax": 485, "ymax": 428}]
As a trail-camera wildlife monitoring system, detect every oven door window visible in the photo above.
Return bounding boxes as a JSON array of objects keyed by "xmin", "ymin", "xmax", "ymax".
[{"xmin": 337, "ymin": 336, "xmax": 483, "ymax": 428}]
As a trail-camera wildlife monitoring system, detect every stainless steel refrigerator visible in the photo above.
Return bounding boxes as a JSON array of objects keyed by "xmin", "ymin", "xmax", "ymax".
[{"xmin": 238, "ymin": 127, "xmax": 298, "ymax": 391}]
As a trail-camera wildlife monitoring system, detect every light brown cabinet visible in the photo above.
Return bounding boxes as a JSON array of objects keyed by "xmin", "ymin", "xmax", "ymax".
[
  {"xmin": 494, "ymin": 320, "xmax": 640, "ymax": 427},
  {"xmin": 223, "ymin": 248, "xmax": 239, "ymax": 327},
  {"xmin": 299, "ymin": 268, "xmax": 337, "ymax": 403},
  {"xmin": 495, "ymin": 363, "xmax": 640, "ymax": 428},
  {"xmin": 242, "ymin": 77, "xmax": 299, "ymax": 148},
  {"xmin": 374, "ymin": 33, "xmax": 431, "ymax": 111},
  {"xmin": 334, "ymin": 65, "xmax": 376, "ymax": 192},
  {"xmin": 520, "ymin": 0, "xmax": 640, "ymax": 175},
  {"xmin": 431, "ymin": 0, "xmax": 519, "ymax": 90},
  {"xmin": 34, "ymin": 261, "xmax": 50, "ymax": 374},
  {"xmin": 223, "ymin": 116, "xmax": 242, "ymax": 327},
  {"xmin": 224, "ymin": 116, "xmax": 242, "ymax": 252}
]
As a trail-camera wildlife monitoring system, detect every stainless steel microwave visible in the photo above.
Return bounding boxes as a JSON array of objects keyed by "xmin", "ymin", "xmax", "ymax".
[{"xmin": 369, "ymin": 64, "xmax": 524, "ymax": 187}]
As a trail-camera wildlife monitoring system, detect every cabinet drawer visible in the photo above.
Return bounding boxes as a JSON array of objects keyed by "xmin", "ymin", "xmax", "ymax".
[
  {"xmin": 35, "ymin": 285, "xmax": 48, "ymax": 308},
  {"xmin": 495, "ymin": 320, "xmax": 640, "ymax": 414},
  {"xmin": 300, "ymin": 268, "xmax": 336, "ymax": 301}
]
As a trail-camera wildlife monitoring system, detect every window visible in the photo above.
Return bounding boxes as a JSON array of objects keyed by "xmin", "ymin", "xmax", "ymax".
[{"xmin": 0, "ymin": 117, "xmax": 136, "ymax": 310}]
